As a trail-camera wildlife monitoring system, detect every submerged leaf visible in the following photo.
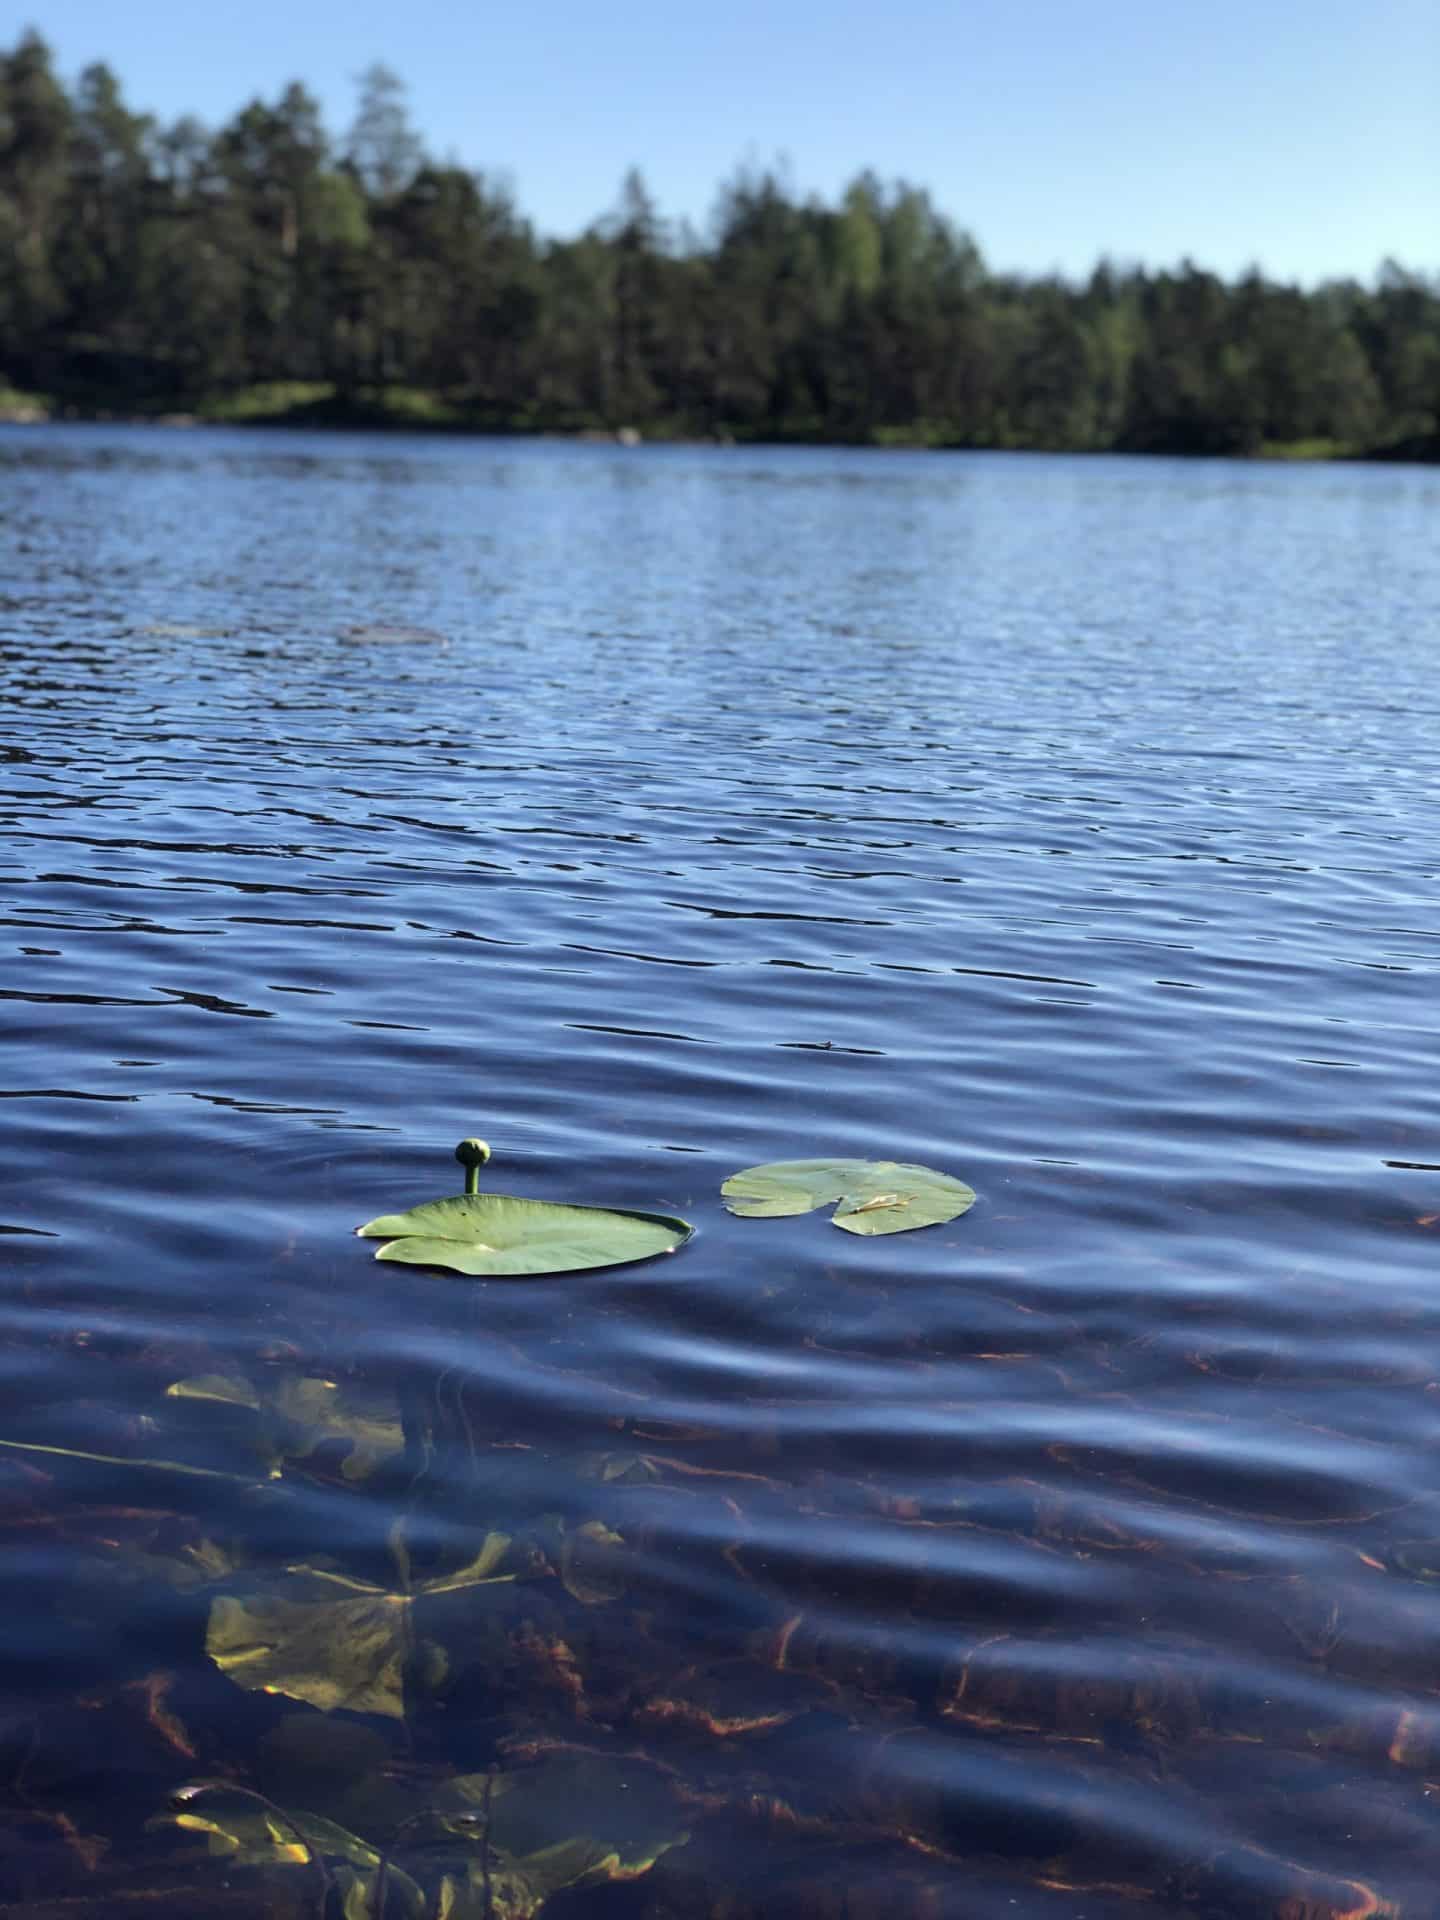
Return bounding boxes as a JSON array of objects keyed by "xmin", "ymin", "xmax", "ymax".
[
  {"xmin": 721, "ymin": 1158, "xmax": 975, "ymax": 1236},
  {"xmin": 162, "ymin": 1803, "xmax": 311, "ymax": 1866},
  {"xmin": 574, "ymin": 1449, "xmax": 665, "ymax": 1486},
  {"xmin": 159, "ymin": 1799, "xmax": 369, "ymax": 1870},
  {"xmin": 207, "ymin": 1542, "xmax": 514, "ymax": 1720},
  {"xmin": 209, "ymin": 1584, "xmax": 409, "ymax": 1720},
  {"xmin": 430, "ymin": 1758, "xmax": 690, "ymax": 1919},
  {"xmin": 167, "ymin": 1369, "xmax": 405, "ymax": 1483},
  {"xmin": 106, "ymin": 1531, "xmax": 241, "ymax": 1594},
  {"xmin": 422, "ymin": 1534, "xmax": 513, "ymax": 1593},
  {"xmin": 152, "ymin": 1791, "xmax": 424, "ymax": 1917},
  {"xmin": 270, "ymin": 1376, "xmax": 406, "ymax": 1481},
  {"xmin": 257, "ymin": 1712, "xmax": 394, "ymax": 1797},
  {"xmin": 559, "ymin": 1520, "xmax": 628, "ymax": 1605},
  {"xmin": 356, "ymin": 1191, "xmax": 692, "ymax": 1277}
]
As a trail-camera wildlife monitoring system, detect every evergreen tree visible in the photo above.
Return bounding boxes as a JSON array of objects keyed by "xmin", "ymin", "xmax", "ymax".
[
  {"xmin": 0, "ymin": 34, "xmax": 1434, "ymax": 457},
  {"xmin": 0, "ymin": 31, "xmax": 71, "ymax": 380}
]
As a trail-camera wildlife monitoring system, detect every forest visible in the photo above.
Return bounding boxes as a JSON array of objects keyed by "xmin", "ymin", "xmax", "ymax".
[{"xmin": 1, "ymin": 30, "xmax": 1436, "ymax": 458}]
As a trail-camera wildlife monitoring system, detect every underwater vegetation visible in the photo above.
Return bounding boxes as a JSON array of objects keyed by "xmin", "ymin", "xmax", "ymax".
[
  {"xmin": 0, "ymin": 1321, "xmax": 1417, "ymax": 1920},
  {"xmin": 0, "ymin": 1139, "xmax": 1420, "ymax": 1918}
]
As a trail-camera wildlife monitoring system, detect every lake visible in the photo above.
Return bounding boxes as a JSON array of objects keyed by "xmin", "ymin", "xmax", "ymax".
[{"xmin": 3, "ymin": 424, "xmax": 1439, "ymax": 1919}]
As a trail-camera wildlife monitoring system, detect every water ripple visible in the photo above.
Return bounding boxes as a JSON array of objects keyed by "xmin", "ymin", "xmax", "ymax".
[{"xmin": 2, "ymin": 428, "xmax": 1439, "ymax": 1914}]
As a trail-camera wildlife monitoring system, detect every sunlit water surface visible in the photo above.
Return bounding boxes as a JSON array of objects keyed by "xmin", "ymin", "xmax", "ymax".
[{"xmin": 3, "ymin": 425, "xmax": 1440, "ymax": 1918}]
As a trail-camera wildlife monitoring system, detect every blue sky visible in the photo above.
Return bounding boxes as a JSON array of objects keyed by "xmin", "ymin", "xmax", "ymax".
[{"xmin": 30, "ymin": 0, "xmax": 1438, "ymax": 284}]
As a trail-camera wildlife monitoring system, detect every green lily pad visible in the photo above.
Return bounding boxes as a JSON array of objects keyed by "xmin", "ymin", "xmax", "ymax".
[
  {"xmin": 721, "ymin": 1157, "xmax": 976, "ymax": 1236},
  {"xmin": 207, "ymin": 1536, "xmax": 513, "ymax": 1720},
  {"xmin": 356, "ymin": 1138, "xmax": 692, "ymax": 1277}
]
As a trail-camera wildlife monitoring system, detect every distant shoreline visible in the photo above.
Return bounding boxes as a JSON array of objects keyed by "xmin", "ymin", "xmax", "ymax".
[{"xmin": 2, "ymin": 388, "xmax": 1434, "ymax": 465}]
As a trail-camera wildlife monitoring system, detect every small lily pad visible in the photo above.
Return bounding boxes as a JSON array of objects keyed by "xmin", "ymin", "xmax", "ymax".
[
  {"xmin": 356, "ymin": 1138, "xmax": 692, "ymax": 1277},
  {"xmin": 721, "ymin": 1157, "xmax": 975, "ymax": 1236}
]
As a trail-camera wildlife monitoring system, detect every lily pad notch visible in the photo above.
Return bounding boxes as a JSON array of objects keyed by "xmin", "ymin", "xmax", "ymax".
[
  {"xmin": 721, "ymin": 1157, "xmax": 976, "ymax": 1236},
  {"xmin": 356, "ymin": 1138, "xmax": 694, "ymax": 1278}
]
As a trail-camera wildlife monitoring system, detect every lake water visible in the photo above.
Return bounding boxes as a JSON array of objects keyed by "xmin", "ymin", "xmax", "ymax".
[{"xmin": 3, "ymin": 424, "xmax": 1440, "ymax": 1919}]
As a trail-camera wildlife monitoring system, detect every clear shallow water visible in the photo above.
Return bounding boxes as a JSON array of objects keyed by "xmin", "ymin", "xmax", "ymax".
[{"xmin": 3, "ymin": 424, "xmax": 1440, "ymax": 1918}]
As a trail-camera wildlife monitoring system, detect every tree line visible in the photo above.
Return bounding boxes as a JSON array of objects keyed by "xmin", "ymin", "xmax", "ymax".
[{"xmin": 2, "ymin": 30, "xmax": 1436, "ymax": 456}]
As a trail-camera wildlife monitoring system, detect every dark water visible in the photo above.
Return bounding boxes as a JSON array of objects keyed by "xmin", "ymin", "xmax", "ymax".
[{"xmin": 4, "ymin": 424, "xmax": 1440, "ymax": 1919}]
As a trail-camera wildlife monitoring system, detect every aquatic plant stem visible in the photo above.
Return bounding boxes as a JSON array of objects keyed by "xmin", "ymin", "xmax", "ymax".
[
  {"xmin": 372, "ymin": 1810, "xmax": 428, "ymax": 1919},
  {"xmin": 480, "ymin": 1766, "xmax": 496, "ymax": 1920},
  {"xmin": 0, "ymin": 1436, "xmax": 254, "ymax": 1481}
]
